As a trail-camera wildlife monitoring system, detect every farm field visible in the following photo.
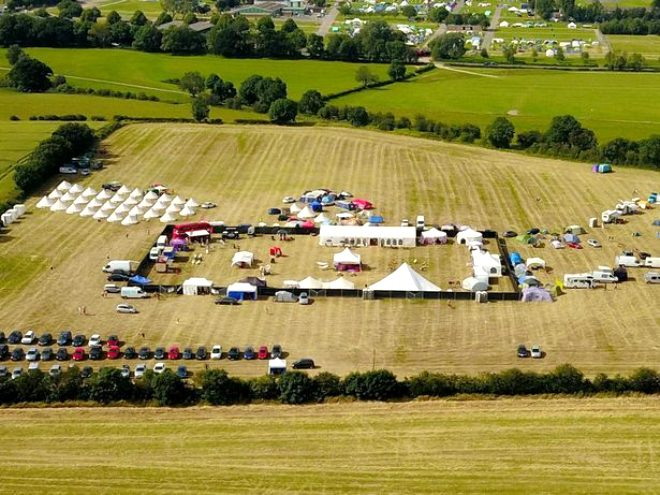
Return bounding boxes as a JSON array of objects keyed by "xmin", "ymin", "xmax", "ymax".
[
  {"xmin": 9, "ymin": 48, "xmax": 393, "ymax": 101},
  {"xmin": 0, "ymin": 398, "xmax": 658, "ymax": 494},
  {"xmin": 0, "ymin": 124, "xmax": 658, "ymax": 379},
  {"xmin": 332, "ymin": 67, "xmax": 660, "ymax": 141},
  {"xmin": 92, "ymin": 0, "xmax": 168, "ymax": 18},
  {"xmin": 607, "ymin": 34, "xmax": 660, "ymax": 60}
]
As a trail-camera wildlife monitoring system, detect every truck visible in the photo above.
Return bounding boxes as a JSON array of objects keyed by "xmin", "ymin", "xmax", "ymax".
[
  {"xmin": 102, "ymin": 260, "xmax": 136, "ymax": 274},
  {"xmin": 120, "ymin": 287, "xmax": 149, "ymax": 299},
  {"xmin": 614, "ymin": 255, "xmax": 641, "ymax": 267},
  {"xmin": 563, "ymin": 274, "xmax": 599, "ymax": 289}
]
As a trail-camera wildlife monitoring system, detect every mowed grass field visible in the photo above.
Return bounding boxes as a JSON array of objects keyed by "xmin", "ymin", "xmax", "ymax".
[
  {"xmin": 0, "ymin": 398, "xmax": 658, "ymax": 494},
  {"xmin": 333, "ymin": 67, "xmax": 660, "ymax": 141},
  {"xmin": 0, "ymin": 124, "xmax": 658, "ymax": 378},
  {"xmin": 8, "ymin": 48, "xmax": 393, "ymax": 101},
  {"xmin": 607, "ymin": 34, "xmax": 660, "ymax": 60}
]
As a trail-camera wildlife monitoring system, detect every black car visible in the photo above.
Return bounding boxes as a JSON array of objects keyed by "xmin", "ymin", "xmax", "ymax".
[
  {"xmin": 80, "ymin": 366, "xmax": 93, "ymax": 379},
  {"xmin": 221, "ymin": 228, "xmax": 239, "ymax": 239},
  {"xmin": 89, "ymin": 346, "xmax": 103, "ymax": 360},
  {"xmin": 182, "ymin": 348, "xmax": 194, "ymax": 360},
  {"xmin": 41, "ymin": 348, "xmax": 53, "ymax": 361},
  {"xmin": 138, "ymin": 347, "xmax": 151, "ymax": 360},
  {"xmin": 0, "ymin": 344, "xmax": 9, "ymax": 360},
  {"xmin": 72, "ymin": 334, "xmax": 86, "ymax": 347},
  {"xmin": 195, "ymin": 346, "xmax": 207, "ymax": 360},
  {"xmin": 154, "ymin": 347, "xmax": 166, "ymax": 360},
  {"xmin": 243, "ymin": 346, "xmax": 256, "ymax": 360},
  {"xmin": 176, "ymin": 365, "xmax": 188, "ymax": 379},
  {"xmin": 102, "ymin": 182, "xmax": 122, "ymax": 192},
  {"xmin": 56, "ymin": 347, "xmax": 69, "ymax": 361},
  {"xmin": 123, "ymin": 347, "xmax": 137, "ymax": 359},
  {"xmin": 517, "ymin": 344, "xmax": 530, "ymax": 358},
  {"xmin": 107, "ymin": 272, "xmax": 131, "ymax": 282},
  {"xmin": 292, "ymin": 358, "xmax": 315, "ymax": 369},
  {"xmin": 502, "ymin": 230, "xmax": 518, "ymax": 238},
  {"xmin": 215, "ymin": 296, "xmax": 240, "ymax": 306},
  {"xmin": 8, "ymin": 330, "xmax": 22, "ymax": 345},
  {"xmin": 38, "ymin": 333, "xmax": 52, "ymax": 346},
  {"xmin": 57, "ymin": 331, "xmax": 72, "ymax": 346},
  {"xmin": 271, "ymin": 344, "xmax": 282, "ymax": 359},
  {"xmin": 227, "ymin": 347, "xmax": 240, "ymax": 361},
  {"xmin": 11, "ymin": 348, "xmax": 24, "ymax": 361}
]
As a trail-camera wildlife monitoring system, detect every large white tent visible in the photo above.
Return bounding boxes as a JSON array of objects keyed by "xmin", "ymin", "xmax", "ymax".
[
  {"xmin": 232, "ymin": 251, "xmax": 254, "ymax": 268},
  {"xmin": 107, "ymin": 211, "xmax": 125, "ymax": 223},
  {"xmin": 526, "ymin": 257, "xmax": 546, "ymax": 270},
  {"xmin": 109, "ymin": 193, "xmax": 125, "ymax": 204},
  {"xmin": 65, "ymin": 203, "xmax": 82, "ymax": 215},
  {"xmin": 121, "ymin": 215, "xmax": 139, "ymax": 226},
  {"xmin": 289, "ymin": 203, "xmax": 302, "ymax": 215},
  {"xmin": 50, "ymin": 200, "xmax": 68, "ymax": 212},
  {"xmin": 60, "ymin": 191, "xmax": 77, "ymax": 203},
  {"xmin": 143, "ymin": 208, "xmax": 161, "ymax": 220},
  {"xmin": 171, "ymin": 195, "xmax": 186, "ymax": 206},
  {"xmin": 179, "ymin": 205, "xmax": 195, "ymax": 217},
  {"xmin": 88, "ymin": 198, "xmax": 103, "ymax": 208},
  {"xmin": 367, "ymin": 263, "xmax": 441, "ymax": 292},
  {"xmin": 56, "ymin": 180, "xmax": 72, "ymax": 192},
  {"xmin": 36, "ymin": 196, "xmax": 54, "ymax": 209},
  {"xmin": 48, "ymin": 189, "xmax": 62, "ymax": 199},
  {"xmin": 184, "ymin": 198, "xmax": 199, "ymax": 208},
  {"xmin": 323, "ymin": 277, "xmax": 356, "ymax": 290},
  {"xmin": 123, "ymin": 197, "xmax": 139, "ymax": 206},
  {"xmin": 115, "ymin": 204, "xmax": 130, "ymax": 215},
  {"xmin": 73, "ymin": 195, "xmax": 90, "ymax": 206},
  {"xmin": 462, "ymin": 277, "xmax": 489, "ymax": 291},
  {"xmin": 333, "ymin": 248, "xmax": 362, "ymax": 271},
  {"xmin": 456, "ymin": 228, "xmax": 483, "ymax": 246},
  {"xmin": 319, "ymin": 225, "xmax": 417, "ymax": 248},
  {"xmin": 69, "ymin": 184, "xmax": 84, "ymax": 195},
  {"xmin": 297, "ymin": 205, "xmax": 316, "ymax": 219},
  {"xmin": 144, "ymin": 191, "xmax": 159, "ymax": 201},
  {"xmin": 80, "ymin": 206, "xmax": 97, "ymax": 217},
  {"xmin": 420, "ymin": 227, "xmax": 448, "ymax": 244},
  {"xmin": 129, "ymin": 188, "xmax": 143, "ymax": 199},
  {"xmin": 166, "ymin": 203, "xmax": 182, "ymax": 214},
  {"xmin": 298, "ymin": 276, "xmax": 323, "ymax": 289},
  {"xmin": 93, "ymin": 209, "xmax": 109, "ymax": 220},
  {"xmin": 81, "ymin": 187, "xmax": 97, "ymax": 199},
  {"xmin": 96, "ymin": 189, "xmax": 112, "ymax": 201},
  {"xmin": 129, "ymin": 205, "xmax": 145, "ymax": 217},
  {"xmin": 160, "ymin": 212, "xmax": 177, "ymax": 223},
  {"xmin": 101, "ymin": 201, "xmax": 115, "ymax": 213},
  {"xmin": 117, "ymin": 185, "xmax": 131, "ymax": 195},
  {"xmin": 182, "ymin": 277, "xmax": 214, "ymax": 295},
  {"xmin": 314, "ymin": 212, "xmax": 331, "ymax": 224},
  {"xmin": 471, "ymin": 249, "xmax": 502, "ymax": 278}
]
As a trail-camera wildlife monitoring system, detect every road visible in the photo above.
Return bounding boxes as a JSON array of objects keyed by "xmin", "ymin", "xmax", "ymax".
[
  {"xmin": 482, "ymin": 4, "xmax": 503, "ymax": 52},
  {"xmin": 316, "ymin": 3, "xmax": 339, "ymax": 36}
]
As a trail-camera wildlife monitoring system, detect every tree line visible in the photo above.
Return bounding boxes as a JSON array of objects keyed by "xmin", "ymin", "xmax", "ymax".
[{"xmin": 0, "ymin": 365, "xmax": 659, "ymax": 407}]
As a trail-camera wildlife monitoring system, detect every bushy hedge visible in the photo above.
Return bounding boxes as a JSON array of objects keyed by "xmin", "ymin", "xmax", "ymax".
[
  {"xmin": 55, "ymin": 84, "xmax": 160, "ymax": 102},
  {"xmin": 1, "ymin": 365, "xmax": 659, "ymax": 407}
]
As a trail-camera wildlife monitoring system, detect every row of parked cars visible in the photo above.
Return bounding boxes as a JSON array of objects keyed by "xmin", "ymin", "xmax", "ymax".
[{"xmin": 0, "ymin": 362, "xmax": 187, "ymax": 381}]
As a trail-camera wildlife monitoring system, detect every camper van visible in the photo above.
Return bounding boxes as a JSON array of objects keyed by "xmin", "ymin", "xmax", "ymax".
[
  {"xmin": 120, "ymin": 287, "xmax": 148, "ymax": 299},
  {"xmin": 102, "ymin": 260, "xmax": 135, "ymax": 274},
  {"xmin": 642, "ymin": 257, "xmax": 660, "ymax": 268},
  {"xmin": 591, "ymin": 270, "xmax": 618, "ymax": 283},
  {"xmin": 156, "ymin": 235, "xmax": 168, "ymax": 248},
  {"xmin": 601, "ymin": 210, "xmax": 621, "ymax": 224},
  {"xmin": 563, "ymin": 274, "xmax": 598, "ymax": 289},
  {"xmin": 644, "ymin": 271, "xmax": 660, "ymax": 284},
  {"xmin": 614, "ymin": 255, "xmax": 641, "ymax": 267}
]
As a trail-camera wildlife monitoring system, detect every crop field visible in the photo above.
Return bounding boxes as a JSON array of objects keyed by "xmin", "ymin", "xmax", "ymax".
[
  {"xmin": 332, "ymin": 68, "xmax": 660, "ymax": 141},
  {"xmin": 0, "ymin": 397, "xmax": 658, "ymax": 494},
  {"xmin": 607, "ymin": 34, "xmax": 660, "ymax": 60},
  {"xmin": 10, "ymin": 48, "xmax": 393, "ymax": 101},
  {"xmin": 0, "ymin": 124, "xmax": 658, "ymax": 379},
  {"xmin": 92, "ymin": 0, "xmax": 167, "ymax": 18}
]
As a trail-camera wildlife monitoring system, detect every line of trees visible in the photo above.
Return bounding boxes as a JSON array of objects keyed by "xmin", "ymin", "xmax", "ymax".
[{"xmin": 1, "ymin": 365, "xmax": 659, "ymax": 407}]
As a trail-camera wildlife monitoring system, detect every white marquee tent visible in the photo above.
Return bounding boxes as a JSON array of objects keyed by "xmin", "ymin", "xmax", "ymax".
[
  {"xmin": 81, "ymin": 187, "xmax": 97, "ymax": 199},
  {"xmin": 56, "ymin": 180, "xmax": 72, "ymax": 192},
  {"xmin": 298, "ymin": 276, "xmax": 323, "ymax": 289},
  {"xmin": 323, "ymin": 277, "xmax": 356, "ymax": 290},
  {"xmin": 65, "ymin": 203, "xmax": 82, "ymax": 215},
  {"xmin": 69, "ymin": 184, "xmax": 84, "ymax": 195},
  {"xmin": 48, "ymin": 189, "xmax": 62, "ymax": 199},
  {"xmin": 182, "ymin": 277, "xmax": 214, "ymax": 295},
  {"xmin": 319, "ymin": 225, "xmax": 417, "ymax": 248},
  {"xmin": 232, "ymin": 251, "xmax": 254, "ymax": 268},
  {"xmin": 367, "ymin": 263, "xmax": 441, "ymax": 292},
  {"xmin": 297, "ymin": 205, "xmax": 316, "ymax": 219},
  {"xmin": 456, "ymin": 228, "xmax": 483, "ymax": 245},
  {"xmin": 420, "ymin": 227, "xmax": 448, "ymax": 244},
  {"xmin": 121, "ymin": 215, "xmax": 139, "ymax": 226},
  {"xmin": 36, "ymin": 196, "xmax": 54, "ymax": 209},
  {"xmin": 50, "ymin": 200, "xmax": 68, "ymax": 212},
  {"xmin": 160, "ymin": 212, "xmax": 177, "ymax": 223},
  {"xmin": 93, "ymin": 209, "xmax": 109, "ymax": 220}
]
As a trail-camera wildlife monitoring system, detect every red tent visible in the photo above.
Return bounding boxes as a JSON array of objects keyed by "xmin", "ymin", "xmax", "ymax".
[
  {"xmin": 352, "ymin": 199, "xmax": 373, "ymax": 210},
  {"xmin": 269, "ymin": 246, "xmax": 282, "ymax": 257}
]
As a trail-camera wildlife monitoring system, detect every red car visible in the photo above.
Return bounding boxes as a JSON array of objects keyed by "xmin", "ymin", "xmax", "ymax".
[
  {"xmin": 72, "ymin": 347, "xmax": 86, "ymax": 361},
  {"xmin": 168, "ymin": 346, "xmax": 180, "ymax": 360},
  {"xmin": 258, "ymin": 346, "xmax": 269, "ymax": 360},
  {"xmin": 567, "ymin": 242, "xmax": 583, "ymax": 249},
  {"xmin": 107, "ymin": 346, "xmax": 121, "ymax": 360},
  {"xmin": 107, "ymin": 335, "xmax": 120, "ymax": 347}
]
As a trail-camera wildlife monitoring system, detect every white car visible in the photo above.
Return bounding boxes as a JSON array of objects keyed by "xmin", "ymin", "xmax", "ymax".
[
  {"xmin": 89, "ymin": 334, "xmax": 102, "ymax": 347},
  {"xmin": 153, "ymin": 362, "xmax": 166, "ymax": 374},
  {"xmin": 282, "ymin": 196, "xmax": 296, "ymax": 204},
  {"xmin": 116, "ymin": 304, "xmax": 138, "ymax": 314},
  {"xmin": 49, "ymin": 364, "xmax": 61, "ymax": 377},
  {"xmin": 26, "ymin": 348, "xmax": 40, "ymax": 362},
  {"xmin": 21, "ymin": 331, "xmax": 36, "ymax": 345},
  {"xmin": 28, "ymin": 362, "xmax": 39, "ymax": 372},
  {"xmin": 200, "ymin": 202, "xmax": 217, "ymax": 209},
  {"xmin": 12, "ymin": 368, "xmax": 22, "ymax": 380},
  {"xmin": 211, "ymin": 345, "xmax": 223, "ymax": 360},
  {"xmin": 120, "ymin": 365, "xmax": 131, "ymax": 378},
  {"xmin": 587, "ymin": 239, "xmax": 601, "ymax": 248},
  {"xmin": 135, "ymin": 364, "xmax": 147, "ymax": 378},
  {"xmin": 531, "ymin": 345, "xmax": 542, "ymax": 359}
]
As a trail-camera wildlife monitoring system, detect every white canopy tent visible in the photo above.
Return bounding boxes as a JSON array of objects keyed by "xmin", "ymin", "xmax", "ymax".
[
  {"xmin": 65, "ymin": 203, "xmax": 82, "ymax": 215},
  {"xmin": 314, "ymin": 212, "xmax": 331, "ymax": 224},
  {"xmin": 88, "ymin": 198, "xmax": 103, "ymax": 208},
  {"xmin": 368, "ymin": 263, "xmax": 441, "ymax": 292},
  {"xmin": 182, "ymin": 277, "xmax": 214, "ymax": 295},
  {"xmin": 101, "ymin": 201, "xmax": 115, "ymax": 212},
  {"xmin": 115, "ymin": 204, "xmax": 130, "ymax": 215},
  {"xmin": 297, "ymin": 205, "xmax": 316, "ymax": 219},
  {"xmin": 68, "ymin": 184, "xmax": 84, "ymax": 195},
  {"xmin": 143, "ymin": 208, "xmax": 160, "ymax": 219},
  {"xmin": 159, "ymin": 212, "xmax": 177, "ymax": 223},
  {"xmin": 456, "ymin": 228, "xmax": 483, "ymax": 245},
  {"xmin": 298, "ymin": 276, "xmax": 323, "ymax": 289},
  {"xmin": 323, "ymin": 277, "xmax": 356, "ymax": 290},
  {"xmin": 123, "ymin": 197, "xmax": 139, "ymax": 206},
  {"xmin": 50, "ymin": 200, "xmax": 68, "ymax": 212},
  {"xmin": 289, "ymin": 203, "xmax": 302, "ymax": 214},
  {"xmin": 420, "ymin": 227, "xmax": 448, "ymax": 244},
  {"xmin": 129, "ymin": 188, "xmax": 143, "ymax": 199},
  {"xmin": 56, "ymin": 180, "xmax": 72, "ymax": 192},
  {"xmin": 117, "ymin": 185, "xmax": 131, "ymax": 195},
  {"xmin": 96, "ymin": 189, "xmax": 112, "ymax": 201},
  {"xmin": 107, "ymin": 211, "xmax": 125, "ymax": 223},
  {"xmin": 144, "ymin": 191, "xmax": 159, "ymax": 201},
  {"xmin": 48, "ymin": 189, "xmax": 62, "ymax": 199},
  {"xmin": 179, "ymin": 205, "xmax": 195, "ymax": 217},
  {"xmin": 231, "ymin": 251, "xmax": 254, "ymax": 268},
  {"xmin": 60, "ymin": 191, "xmax": 77, "ymax": 202},
  {"xmin": 81, "ymin": 187, "xmax": 97, "ymax": 198},
  {"xmin": 109, "ymin": 193, "xmax": 125, "ymax": 205},
  {"xmin": 166, "ymin": 203, "xmax": 182, "ymax": 214},
  {"xmin": 268, "ymin": 358, "xmax": 287, "ymax": 375},
  {"xmin": 129, "ymin": 205, "xmax": 146, "ymax": 217},
  {"xmin": 80, "ymin": 206, "xmax": 97, "ymax": 217},
  {"xmin": 36, "ymin": 196, "xmax": 54, "ymax": 209},
  {"xmin": 93, "ymin": 209, "xmax": 109, "ymax": 220},
  {"xmin": 73, "ymin": 195, "xmax": 90, "ymax": 206},
  {"xmin": 471, "ymin": 249, "xmax": 502, "ymax": 278},
  {"xmin": 121, "ymin": 215, "xmax": 139, "ymax": 226},
  {"xmin": 184, "ymin": 198, "xmax": 199, "ymax": 208},
  {"xmin": 171, "ymin": 195, "xmax": 186, "ymax": 206},
  {"xmin": 462, "ymin": 277, "xmax": 489, "ymax": 291},
  {"xmin": 333, "ymin": 247, "xmax": 362, "ymax": 271}
]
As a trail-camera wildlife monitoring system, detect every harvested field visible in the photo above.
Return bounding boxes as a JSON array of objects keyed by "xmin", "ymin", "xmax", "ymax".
[{"xmin": 0, "ymin": 124, "xmax": 658, "ymax": 378}]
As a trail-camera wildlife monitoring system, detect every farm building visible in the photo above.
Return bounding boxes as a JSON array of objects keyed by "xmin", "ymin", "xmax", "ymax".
[
  {"xmin": 319, "ymin": 225, "xmax": 417, "ymax": 248},
  {"xmin": 367, "ymin": 263, "xmax": 441, "ymax": 292}
]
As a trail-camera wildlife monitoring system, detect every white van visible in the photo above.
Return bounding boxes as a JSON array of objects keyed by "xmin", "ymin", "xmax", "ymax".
[
  {"xmin": 120, "ymin": 287, "xmax": 148, "ymax": 299},
  {"xmin": 642, "ymin": 257, "xmax": 660, "ymax": 268},
  {"xmin": 157, "ymin": 235, "xmax": 168, "ymax": 248},
  {"xmin": 644, "ymin": 271, "xmax": 660, "ymax": 284},
  {"xmin": 149, "ymin": 247, "xmax": 163, "ymax": 261},
  {"xmin": 102, "ymin": 260, "xmax": 135, "ymax": 274},
  {"xmin": 564, "ymin": 274, "xmax": 598, "ymax": 289},
  {"xmin": 592, "ymin": 271, "xmax": 618, "ymax": 283},
  {"xmin": 416, "ymin": 215, "xmax": 425, "ymax": 229},
  {"xmin": 614, "ymin": 255, "xmax": 641, "ymax": 267}
]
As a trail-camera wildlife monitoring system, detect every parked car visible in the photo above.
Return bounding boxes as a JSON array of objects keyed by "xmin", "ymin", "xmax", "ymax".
[
  {"xmin": 89, "ymin": 334, "xmax": 102, "ymax": 347},
  {"xmin": 8, "ymin": 330, "xmax": 22, "ymax": 344},
  {"xmin": 57, "ymin": 331, "xmax": 72, "ymax": 346},
  {"xmin": 531, "ymin": 345, "xmax": 542, "ymax": 359},
  {"xmin": 21, "ymin": 331, "xmax": 36, "ymax": 345},
  {"xmin": 176, "ymin": 365, "xmax": 188, "ymax": 379},
  {"xmin": 271, "ymin": 344, "xmax": 282, "ymax": 359},
  {"xmin": 104, "ymin": 284, "xmax": 121, "ymax": 294},
  {"xmin": 138, "ymin": 347, "xmax": 151, "ymax": 360},
  {"xmin": 258, "ymin": 346, "xmax": 269, "ymax": 360},
  {"xmin": 107, "ymin": 272, "xmax": 131, "ymax": 282},
  {"xmin": 227, "ymin": 347, "xmax": 240, "ymax": 360},
  {"xmin": 502, "ymin": 230, "xmax": 518, "ymax": 238},
  {"xmin": 28, "ymin": 362, "xmax": 40, "ymax": 372},
  {"xmin": 38, "ymin": 333, "xmax": 52, "ymax": 346},
  {"xmin": 26, "ymin": 348, "xmax": 39, "ymax": 362},
  {"xmin": 292, "ymin": 358, "xmax": 315, "ymax": 369},
  {"xmin": 107, "ymin": 346, "xmax": 121, "ymax": 360},
  {"xmin": 168, "ymin": 346, "xmax": 180, "ymax": 360},
  {"xmin": 72, "ymin": 334, "xmax": 86, "ymax": 347},
  {"xmin": 41, "ymin": 348, "xmax": 53, "ymax": 361},
  {"xmin": 56, "ymin": 348, "xmax": 69, "ymax": 361},
  {"xmin": 211, "ymin": 345, "xmax": 223, "ymax": 360},
  {"xmin": 243, "ymin": 346, "xmax": 256, "ymax": 360},
  {"xmin": 215, "ymin": 296, "xmax": 240, "ymax": 306},
  {"xmin": 89, "ymin": 346, "xmax": 103, "ymax": 360},
  {"xmin": 0, "ymin": 344, "xmax": 9, "ymax": 360},
  {"xmin": 102, "ymin": 182, "xmax": 122, "ymax": 192},
  {"xmin": 587, "ymin": 239, "xmax": 601, "ymax": 248},
  {"xmin": 116, "ymin": 304, "xmax": 138, "ymax": 314},
  {"xmin": 0, "ymin": 366, "xmax": 7, "ymax": 377},
  {"xmin": 567, "ymin": 242, "xmax": 583, "ymax": 249},
  {"xmin": 120, "ymin": 365, "xmax": 131, "ymax": 379},
  {"xmin": 200, "ymin": 202, "xmax": 217, "ymax": 209},
  {"xmin": 135, "ymin": 364, "xmax": 147, "ymax": 378},
  {"xmin": 12, "ymin": 368, "xmax": 22, "ymax": 380},
  {"xmin": 107, "ymin": 335, "xmax": 119, "ymax": 347},
  {"xmin": 11, "ymin": 348, "xmax": 24, "ymax": 361},
  {"xmin": 182, "ymin": 347, "xmax": 194, "ymax": 360},
  {"xmin": 153, "ymin": 362, "xmax": 166, "ymax": 374},
  {"xmin": 72, "ymin": 347, "xmax": 85, "ymax": 361},
  {"xmin": 123, "ymin": 347, "xmax": 137, "ymax": 359},
  {"xmin": 80, "ymin": 366, "xmax": 93, "ymax": 379},
  {"xmin": 195, "ymin": 346, "xmax": 207, "ymax": 360},
  {"xmin": 49, "ymin": 364, "xmax": 61, "ymax": 377},
  {"xmin": 154, "ymin": 347, "xmax": 166, "ymax": 360},
  {"xmin": 517, "ymin": 344, "xmax": 529, "ymax": 358}
]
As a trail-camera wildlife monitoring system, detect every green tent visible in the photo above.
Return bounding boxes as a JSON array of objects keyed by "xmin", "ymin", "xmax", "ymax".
[{"xmin": 516, "ymin": 234, "xmax": 537, "ymax": 244}]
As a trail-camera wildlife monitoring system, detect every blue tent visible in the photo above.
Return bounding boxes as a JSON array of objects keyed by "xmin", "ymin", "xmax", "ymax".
[
  {"xmin": 369, "ymin": 215, "xmax": 384, "ymax": 224},
  {"xmin": 321, "ymin": 194, "xmax": 336, "ymax": 205},
  {"xmin": 563, "ymin": 233, "xmax": 579, "ymax": 243},
  {"xmin": 310, "ymin": 201, "xmax": 323, "ymax": 212},
  {"xmin": 592, "ymin": 163, "xmax": 612, "ymax": 173},
  {"xmin": 509, "ymin": 252, "xmax": 523, "ymax": 265},
  {"xmin": 129, "ymin": 275, "xmax": 151, "ymax": 286}
]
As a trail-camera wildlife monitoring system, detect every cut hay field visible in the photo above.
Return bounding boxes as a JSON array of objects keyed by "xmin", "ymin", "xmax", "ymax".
[
  {"xmin": 332, "ymin": 67, "xmax": 660, "ymax": 141},
  {"xmin": 0, "ymin": 397, "xmax": 658, "ymax": 494},
  {"xmin": 607, "ymin": 34, "xmax": 660, "ymax": 60},
  {"xmin": 0, "ymin": 124, "xmax": 658, "ymax": 379}
]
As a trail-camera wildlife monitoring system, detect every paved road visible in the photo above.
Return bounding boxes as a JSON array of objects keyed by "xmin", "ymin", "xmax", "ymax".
[
  {"xmin": 482, "ymin": 4, "xmax": 503, "ymax": 51},
  {"xmin": 316, "ymin": 4, "xmax": 339, "ymax": 36}
]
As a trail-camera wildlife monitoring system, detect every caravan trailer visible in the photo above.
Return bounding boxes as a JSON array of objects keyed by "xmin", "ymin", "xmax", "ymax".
[
  {"xmin": 601, "ymin": 210, "xmax": 621, "ymax": 224},
  {"xmin": 644, "ymin": 272, "xmax": 660, "ymax": 284},
  {"xmin": 563, "ymin": 274, "xmax": 599, "ymax": 289},
  {"xmin": 643, "ymin": 257, "xmax": 660, "ymax": 268}
]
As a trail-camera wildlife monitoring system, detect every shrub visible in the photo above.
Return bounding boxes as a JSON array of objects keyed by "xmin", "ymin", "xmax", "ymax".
[
  {"xmin": 486, "ymin": 117, "xmax": 515, "ymax": 148},
  {"xmin": 279, "ymin": 371, "xmax": 315, "ymax": 404},
  {"xmin": 201, "ymin": 369, "xmax": 250, "ymax": 405},
  {"xmin": 343, "ymin": 370, "xmax": 400, "ymax": 401}
]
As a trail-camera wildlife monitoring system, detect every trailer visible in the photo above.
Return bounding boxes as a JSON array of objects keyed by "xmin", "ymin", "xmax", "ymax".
[{"xmin": 563, "ymin": 273, "xmax": 599, "ymax": 289}]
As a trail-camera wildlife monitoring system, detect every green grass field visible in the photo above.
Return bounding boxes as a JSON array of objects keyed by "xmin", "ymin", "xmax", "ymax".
[
  {"xmin": 8, "ymin": 48, "xmax": 392, "ymax": 101},
  {"xmin": 0, "ymin": 398, "xmax": 658, "ymax": 494},
  {"xmin": 93, "ymin": 0, "xmax": 166, "ymax": 18},
  {"xmin": 332, "ymin": 67, "xmax": 660, "ymax": 141},
  {"xmin": 607, "ymin": 34, "xmax": 660, "ymax": 60}
]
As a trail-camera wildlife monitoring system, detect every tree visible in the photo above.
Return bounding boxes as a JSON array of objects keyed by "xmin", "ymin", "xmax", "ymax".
[
  {"xmin": 346, "ymin": 106, "xmax": 369, "ymax": 127},
  {"xmin": 401, "ymin": 5, "xmax": 417, "ymax": 18},
  {"xmin": 269, "ymin": 98, "xmax": 297, "ymax": 124},
  {"xmin": 638, "ymin": 135, "xmax": 660, "ymax": 168},
  {"xmin": 57, "ymin": 0, "xmax": 82, "ymax": 18},
  {"xmin": 80, "ymin": 7, "xmax": 101, "ymax": 22},
  {"xmin": 6, "ymin": 45, "xmax": 24, "ymax": 65},
  {"xmin": 52, "ymin": 123, "xmax": 96, "ymax": 155},
  {"xmin": 545, "ymin": 114, "xmax": 584, "ymax": 145},
  {"xmin": 555, "ymin": 46, "xmax": 565, "ymax": 61},
  {"xmin": 7, "ymin": 56, "xmax": 53, "ymax": 92},
  {"xmin": 179, "ymin": 71, "xmax": 205, "ymax": 96},
  {"xmin": 502, "ymin": 44, "xmax": 516, "ymax": 64},
  {"xmin": 160, "ymin": 0, "xmax": 195, "ymax": 15},
  {"xmin": 201, "ymin": 369, "xmax": 250, "ymax": 405},
  {"xmin": 486, "ymin": 117, "xmax": 515, "ymax": 148},
  {"xmin": 517, "ymin": 130, "xmax": 542, "ymax": 149},
  {"xmin": 160, "ymin": 26, "xmax": 205, "ymax": 54},
  {"xmin": 191, "ymin": 97, "xmax": 209, "ymax": 121},
  {"xmin": 150, "ymin": 370, "xmax": 189, "ymax": 405},
  {"xmin": 154, "ymin": 11, "xmax": 173, "ymax": 26},
  {"xmin": 342, "ymin": 370, "xmax": 400, "ymax": 401},
  {"xmin": 238, "ymin": 74, "xmax": 263, "ymax": 105},
  {"xmin": 387, "ymin": 60, "xmax": 406, "ymax": 81},
  {"xmin": 278, "ymin": 371, "xmax": 315, "ymax": 404},
  {"xmin": 355, "ymin": 66, "xmax": 379, "ymax": 87},
  {"xmin": 205, "ymin": 73, "xmax": 235, "ymax": 102},
  {"xmin": 132, "ymin": 23, "xmax": 163, "ymax": 52},
  {"xmin": 298, "ymin": 89, "xmax": 324, "ymax": 115},
  {"xmin": 88, "ymin": 368, "xmax": 134, "ymax": 404},
  {"xmin": 531, "ymin": 48, "xmax": 538, "ymax": 62},
  {"xmin": 306, "ymin": 33, "xmax": 324, "ymax": 59},
  {"xmin": 130, "ymin": 10, "xmax": 148, "ymax": 26},
  {"xmin": 429, "ymin": 6, "xmax": 449, "ymax": 22},
  {"xmin": 627, "ymin": 52, "xmax": 645, "ymax": 71},
  {"xmin": 545, "ymin": 364, "xmax": 586, "ymax": 394},
  {"xmin": 312, "ymin": 372, "xmax": 341, "ymax": 401},
  {"xmin": 480, "ymin": 47, "xmax": 489, "ymax": 58},
  {"xmin": 431, "ymin": 33, "xmax": 466, "ymax": 60},
  {"xmin": 106, "ymin": 10, "xmax": 121, "ymax": 25},
  {"xmin": 207, "ymin": 15, "xmax": 253, "ymax": 57},
  {"xmin": 581, "ymin": 51, "xmax": 590, "ymax": 65}
]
